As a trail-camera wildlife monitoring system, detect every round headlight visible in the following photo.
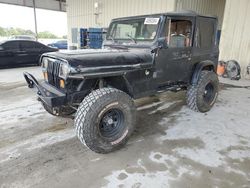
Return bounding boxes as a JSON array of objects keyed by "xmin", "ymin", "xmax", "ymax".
[
  {"xmin": 59, "ymin": 63, "xmax": 70, "ymax": 79},
  {"xmin": 42, "ymin": 58, "xmax": 49, "ymax": 70}
]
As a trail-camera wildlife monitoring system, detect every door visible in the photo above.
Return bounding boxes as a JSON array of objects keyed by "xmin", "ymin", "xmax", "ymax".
[
  {"xmin": 19, "ymin": 41, "xmax": 38, "ymax": 65},
  {"xmin": 0, "ymin": 41, "xmax": 20, "ymax": 67},
  {"xmin": 155, "ymin": 16, "xmax": 194, "ymax": 86}
]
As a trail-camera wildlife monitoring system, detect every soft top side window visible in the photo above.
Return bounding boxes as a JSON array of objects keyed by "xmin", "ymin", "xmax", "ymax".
[
  {"xmin": 164, "ymin": 18, "xmax": 193, "ymax": 48},
  {"xmin": 197, "ymin": 17, "xmax": 216, "ymax": 49}
]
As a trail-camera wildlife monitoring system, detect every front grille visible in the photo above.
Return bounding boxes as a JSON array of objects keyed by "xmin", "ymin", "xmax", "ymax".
[{"xmin": 47, "ymin": 59, "xmax": 61, "ymax": 88}]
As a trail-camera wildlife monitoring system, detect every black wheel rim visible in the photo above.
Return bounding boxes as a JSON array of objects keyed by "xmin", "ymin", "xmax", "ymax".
[
  {"xmin": 203, "ymin": 82, "xmax": 216, "ymax": 104},
  {"xmin": 99, "ymin": 108, "xmax": 125, "ymax": 139}
]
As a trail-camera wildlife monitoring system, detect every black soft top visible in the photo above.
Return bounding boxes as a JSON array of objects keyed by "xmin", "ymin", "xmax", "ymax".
[{"xmin": 111, "ymin": 11, "xmax": 217, "ymax": 22}]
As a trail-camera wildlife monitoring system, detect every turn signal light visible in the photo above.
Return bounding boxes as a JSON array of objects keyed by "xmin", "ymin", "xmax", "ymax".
[
  {"xmin": 60, "ymin": 79, "xmax": 65, "ymax": 88},
  {"xmin": 43, "ymin": 72, "xmax": 48, "ymax": 81}
]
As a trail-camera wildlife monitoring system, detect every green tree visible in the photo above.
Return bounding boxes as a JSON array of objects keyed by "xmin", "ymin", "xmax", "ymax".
[
  {"xmin": 0, "ymin": 26, "xmax": 6, "ymax": 36},
  {"xmin": 0, "ymin": 27, "xmax": 59, "ymax": 38},
  {"xmin": 23, "ymin": 29, "xmax": 35, "ymax": 36},
  {"xmin": 38, "ymin": 31, "xmax": 58, "ymax": 39},
  {"xmin": 6, "ymin": 27, "xmax": 18, "ymax": 36}
]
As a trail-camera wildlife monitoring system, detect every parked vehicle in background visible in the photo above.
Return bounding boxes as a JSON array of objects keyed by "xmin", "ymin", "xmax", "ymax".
[
  {"xmin": 10, "ymin": 35, "xmax": 36, "ymax": 41},
  {"xmin": 48, "ymin": 40, "xmax": 68, "ymax": 49},
  {"xmin": 24, "ymin": 11, "xmax": 219, "ymax": 153},
  {"xmin": 0, "ymin": 40, "xmax": 58, "ymax": 68}
]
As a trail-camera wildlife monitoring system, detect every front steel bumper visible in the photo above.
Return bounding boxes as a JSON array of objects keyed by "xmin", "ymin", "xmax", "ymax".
[{"xmin": 23, "ymin": 72, "xmax": 66, "ymax": 107}]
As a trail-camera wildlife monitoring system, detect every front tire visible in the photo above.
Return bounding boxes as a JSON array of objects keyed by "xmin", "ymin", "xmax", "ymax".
[
  {"xmin": 74, "ymin": 88, "xmax": 136, "ymax": 153},
  {"xmin": 187, "ymin": 70, "xmax": 219, "ymax": 112}
]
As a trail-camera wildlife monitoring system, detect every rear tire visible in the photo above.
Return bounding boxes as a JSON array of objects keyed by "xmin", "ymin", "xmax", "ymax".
[
  {"xmin": 187, "ymin": 70, "xmax": 219, "ymax": 112},
  {"xmin": 74, "ymin": 88, "xmax": 136, "ymax": 153}
]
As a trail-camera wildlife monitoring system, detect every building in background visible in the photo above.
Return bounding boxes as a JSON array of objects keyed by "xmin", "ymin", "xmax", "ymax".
[
  {"xmin": 66, "ymin": 0, "xmax": 250, "ymax": 75},
  {"xmin": 219, "ymin": 0, "xmax": 250, "ymax": 76}
]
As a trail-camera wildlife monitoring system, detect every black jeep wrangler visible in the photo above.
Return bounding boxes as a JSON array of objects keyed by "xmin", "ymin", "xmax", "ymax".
[{"xmin": 24, "ymin": 11, "xmax": 219, "ymax": 153}]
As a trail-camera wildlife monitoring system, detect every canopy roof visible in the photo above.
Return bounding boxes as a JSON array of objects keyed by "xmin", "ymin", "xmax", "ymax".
[{"xmin": 0, "ymin": 0, "xmax": 66, "ymax": 12}]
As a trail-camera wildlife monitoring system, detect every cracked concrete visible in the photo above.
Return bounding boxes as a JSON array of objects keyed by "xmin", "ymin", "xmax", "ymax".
[{"xmin": 0, "ymin": 67, "xmax": 250, "ymax": 188}]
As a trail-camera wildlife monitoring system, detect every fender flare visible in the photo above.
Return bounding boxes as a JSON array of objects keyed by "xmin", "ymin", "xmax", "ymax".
[
  {"xmin": 102, "ymin": 75, "xmax": 134, "ymax": 97},
  {"xmin": 191, "ymin": 60, "xmax": 216, "ymax": 85}
]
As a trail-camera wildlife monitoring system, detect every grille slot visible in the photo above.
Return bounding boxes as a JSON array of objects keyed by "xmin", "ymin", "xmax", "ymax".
[{"xmin": 47, "ymin": 59, "xmax": 61, "ymax": 88}]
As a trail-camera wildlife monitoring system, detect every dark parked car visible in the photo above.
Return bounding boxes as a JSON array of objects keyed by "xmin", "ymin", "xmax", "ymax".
[
  {"xmin": 48, "ymin": 40, "xmax": 68, "ymax": 49},
  {"xmin": 0, "ymin": 40, "xmax": 58, "ymax": 68},
  {"xmin": 24, "ymin": 11, "xmax": 219, "ymax": 153}
]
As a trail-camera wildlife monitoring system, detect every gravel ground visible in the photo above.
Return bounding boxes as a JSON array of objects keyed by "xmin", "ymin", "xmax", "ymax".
[{"xmin": 0, "ymin": 67, "xmax": 250, "ymax": 188}]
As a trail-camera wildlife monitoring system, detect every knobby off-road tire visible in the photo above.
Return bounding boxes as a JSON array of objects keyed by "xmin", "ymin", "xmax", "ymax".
[
  {"xmin": 74, "ymin": 88, "xmax": 136, "ymax": 153},
  {"xmin": 42, "ymin": 102, "xmax": 75, "ymax": 118},
  {"xmin": 187, "ymin": 70, "xmax": 219, "ymax": 112}
]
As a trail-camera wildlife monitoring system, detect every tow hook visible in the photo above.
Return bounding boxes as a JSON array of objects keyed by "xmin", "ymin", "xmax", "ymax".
[
  {"xmin": 145, "ymin": 70, "xmax": 150, "ymax": 76},
  {"xmin": 28, "ymin": 81, "xmax": 34, "ymax": 88},
  {"xmin": 52, "ymin": 108, "xmax": 60, "ymax": 116}
]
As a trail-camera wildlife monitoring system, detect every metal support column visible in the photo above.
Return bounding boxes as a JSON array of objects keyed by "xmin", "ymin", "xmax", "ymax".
[{"xmin": 33, "ymin": 0, "xmax": 38, "ymax": 40}]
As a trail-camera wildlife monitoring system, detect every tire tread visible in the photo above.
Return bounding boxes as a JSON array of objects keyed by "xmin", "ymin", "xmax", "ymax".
[
  {"xmin": 186, "ymin": 70, "xmax": 218, "ymax": 112},
  {"xmin": 74, "ymin": 88, "xmax": 135, "ymax": 153}
]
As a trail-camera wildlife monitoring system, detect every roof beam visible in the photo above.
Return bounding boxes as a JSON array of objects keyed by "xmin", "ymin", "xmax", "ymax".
[{"xmin": 0, "ymin": 0, "xmax": 66, "ymax": 12}]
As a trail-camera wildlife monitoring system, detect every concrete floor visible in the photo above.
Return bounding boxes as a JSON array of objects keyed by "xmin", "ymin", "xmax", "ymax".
[{"xmin": 0, "ymin": 67, "xmax": 250, "ymax": 188}]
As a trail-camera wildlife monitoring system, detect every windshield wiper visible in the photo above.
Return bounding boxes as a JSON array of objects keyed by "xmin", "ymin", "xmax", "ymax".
[{"xmin": 126, "ymin": 34, "xmax": 137, "ymax": 44}]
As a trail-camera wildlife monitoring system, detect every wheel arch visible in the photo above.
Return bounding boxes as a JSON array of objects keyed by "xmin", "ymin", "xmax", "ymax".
[
  {"xmin": 191, "ymin": 60, "xmax": 217, "ymax": 85},
  {"xmin": 102, "ymin": 76, "xmax": 134, "ymax": 97},
  {"xmin": 71, "ymin": 75, "xmax": 134, "ymax": 104}
]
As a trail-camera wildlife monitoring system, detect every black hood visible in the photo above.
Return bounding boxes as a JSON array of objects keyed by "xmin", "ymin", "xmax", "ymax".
[{"xmin": 43, "ymin": 48, "xmax": 154, "ymax": 69}]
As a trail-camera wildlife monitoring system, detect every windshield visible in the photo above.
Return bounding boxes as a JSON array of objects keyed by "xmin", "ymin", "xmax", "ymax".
[{"xmin": 107, "ymin": 17, "xmax": 160, "ymax": 42}]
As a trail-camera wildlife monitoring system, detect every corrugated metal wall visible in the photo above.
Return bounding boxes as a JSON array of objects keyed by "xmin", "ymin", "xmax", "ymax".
[
  {"xmin": 176, "ymin": 0, "xmax": 225, "ymax": 29},
  {"xmin": 219, "ymin": 0, "xmax": 250, "ymax": 74},
  {"xmin": 66, "ymin": 0, "xmax": 226, "ymax": 44},
  {"xmin": 66, "ymin": 0, "xmax": 176, "ymax": 44}
]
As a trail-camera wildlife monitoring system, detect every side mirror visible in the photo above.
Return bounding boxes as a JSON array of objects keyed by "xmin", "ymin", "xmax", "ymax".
[
  {"xmin": 0, "ymin": 46, "xmax": 3, "ymax": 51},
  {"xmin": 157, "ymin": 37, "xmax": 168, "ymax": 49}
]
